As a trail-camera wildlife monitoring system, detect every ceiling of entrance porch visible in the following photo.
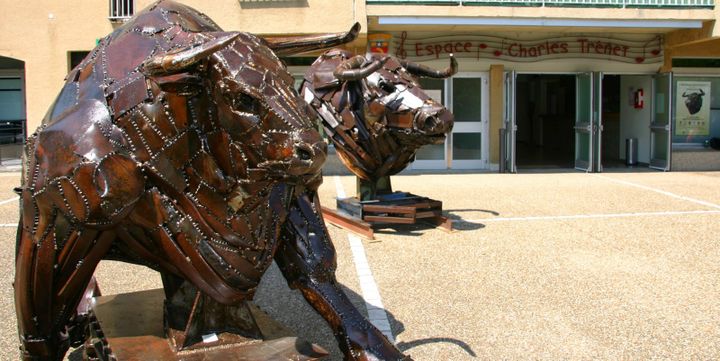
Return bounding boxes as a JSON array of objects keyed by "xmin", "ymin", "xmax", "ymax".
[
  {"xmin": 367, "ymin": 17, "xmax": 708, "ymax": 35},
  {"xmin": 366, "ymin": 5, "xmax": 714, "ymax": 34}
]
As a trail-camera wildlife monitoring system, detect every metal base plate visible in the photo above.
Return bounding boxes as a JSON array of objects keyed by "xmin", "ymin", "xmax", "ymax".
[{"xmin": 83, "ymin": 288, "xmax": 328, "ymax": 361}]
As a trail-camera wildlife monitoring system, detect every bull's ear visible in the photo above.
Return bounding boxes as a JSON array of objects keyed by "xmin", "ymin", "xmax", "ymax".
[
  {"xmin": 141, "ymin": 33, "xmax": 239, "ymax": 77},
  {"xmin": 261, "ymin": 22, "xmax": 360, "ymax": 57}
]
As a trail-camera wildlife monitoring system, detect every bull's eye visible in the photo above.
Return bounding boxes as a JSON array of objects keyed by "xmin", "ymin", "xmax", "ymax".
[
  {"xmin": 233, "ymin": 93, "xmax": 257, "ymax": 113},
  {"xmin": 379, "ymin": 81, "xmax": 396, "ymax": 94}
]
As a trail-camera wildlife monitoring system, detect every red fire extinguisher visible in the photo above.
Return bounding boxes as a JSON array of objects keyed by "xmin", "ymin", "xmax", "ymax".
[{"xmin": 634, "ymin": 88, "xmax": 644, "ymax": 109}]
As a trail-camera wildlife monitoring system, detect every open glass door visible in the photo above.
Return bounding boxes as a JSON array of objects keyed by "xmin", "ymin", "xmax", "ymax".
[
  {"xmin": 503, "ymin": 71, "xmax": 517, "ymax": 173},
  {"xmin": 650, "ymin": 73, "xmax": 672, "ymax": 171},
  {"xmin": 575, "ymin": 72, "xmax": 593, "ymax": 172},
  {"xmin": 593, "ymin": 72, "xmax": 603, "ymax": 172}
]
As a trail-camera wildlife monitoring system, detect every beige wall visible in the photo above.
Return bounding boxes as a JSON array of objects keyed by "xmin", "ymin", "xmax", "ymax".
[
  {"xmin": 489, "ymin": 64, "xmax": 504, "ymax": 166},
  {"xmin": 0, "ymin": 0, "xmax": 362, "ymax": 133},
  {"xmin": 2, "ymin": 0, "xmax": 718, "ymax": 140}
]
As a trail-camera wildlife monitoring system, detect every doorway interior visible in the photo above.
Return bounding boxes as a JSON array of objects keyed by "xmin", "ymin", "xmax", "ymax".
[
  {"xmin": 601, "ymin": 74, "xmax": 654, "ymax": 170},
  {"xmin": 515, "ymin": 74, "xmax": 576, "ymax": 169},
  {"xmin": 511, "ymin": 73, "xmax": 654, "ymax": 171},
  {"xmin": 600, "ymin": 74, "xmax": 623, "ymax": 167}
]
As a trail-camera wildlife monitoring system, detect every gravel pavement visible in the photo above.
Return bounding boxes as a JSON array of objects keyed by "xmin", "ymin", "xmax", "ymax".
[{"xmin": 0, "ymin": 170, "xmax": 718, "ymax": 360}]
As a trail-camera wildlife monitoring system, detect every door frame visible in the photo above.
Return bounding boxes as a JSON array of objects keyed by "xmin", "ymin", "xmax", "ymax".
[
  {"xmin": 507, "ymin": 71, "xmax": 661, "ymax": 173},
  {"xmin": 508, "ymin": 71, "xmax": 585, "ymax": 172},
  {"xmin": 594, "ymin": 72, "xmax": 656, "ymax": 171},
  {"xmin": 649, "ymin": 72, "xmax": 673, "ymax": 171},
  {"xmin": 503, "ymin": 70, "xmax": 517, "ymax": 173},
  {"xmin": 449, "ymin": 72, "xmax": 489, "ymax": 169},
  {"xmin": 0, "ymin": 69, "xmax": 27, "ymax": 142},
  {"xmin": 575, "ymin": 72, "xmax": 594, "ymax": 172}
]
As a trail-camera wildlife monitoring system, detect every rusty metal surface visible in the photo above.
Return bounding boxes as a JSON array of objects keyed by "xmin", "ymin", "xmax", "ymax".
[
  {"xmin": 83, "ymin": 289, "xmax": 328, "ymax": 361},
  {"xmin": 320, "ymin": 206, "xmax": 375, "ymax": 240},
  {"xmin": 13, "ymin": 1, "xmax": 408, "ymax": 360},
  {"xmin": 301, "ymin": 49, "xmax": 457, "ymax": 187}
]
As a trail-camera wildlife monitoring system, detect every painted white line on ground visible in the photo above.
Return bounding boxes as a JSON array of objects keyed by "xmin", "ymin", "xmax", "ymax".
[
  {"xmin": 460, "ymin": 209, "xmax": 720, "ymax": 223},
  {"xmin": 333, "ymin": 175, "xmax": 395, "ymax": 343},
  {"xmin": 348, "ymin": 234, "xmax": 395, "ymax": 343},
  {"xmin": 594, "ymin": 174, "xmax": 720, "ymax": 210},
  {"xmin": 334, "ymin": 175, "xmax": 347, "ymax": 199},
  {"xmin": 0, "ymin": 223, "xmax": 17, "ymax": 227},
  {"xmin": 0, "ymin": 196, "xmax": 19, "ymax": 206}
]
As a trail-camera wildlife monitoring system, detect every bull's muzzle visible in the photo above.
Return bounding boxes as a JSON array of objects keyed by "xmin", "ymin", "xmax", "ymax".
[
  {"xmin": 416, "ymin": 105, "xmax": 454, "ymax": 140},
  {"xmin": 288, "ymin": 130, "xmax": 327, "ymax": 177}
]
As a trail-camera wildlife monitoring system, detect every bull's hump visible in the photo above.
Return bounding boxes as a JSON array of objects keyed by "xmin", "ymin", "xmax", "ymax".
[{"xmin": 101, "ymin": 1, "xmax": 221, "ymax": 84}]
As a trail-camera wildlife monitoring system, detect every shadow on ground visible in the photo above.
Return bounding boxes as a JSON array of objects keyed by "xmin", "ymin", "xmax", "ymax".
[{"xmin": 65, "ymin": 260, "xmax": 475, "ymax": 360}]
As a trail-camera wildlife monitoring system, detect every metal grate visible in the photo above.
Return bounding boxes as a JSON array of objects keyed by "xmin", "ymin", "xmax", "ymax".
[
  {"xmin": 367, "ymin": 0, "xmax": 714, "ymax": 7},
  {"xmin": 109, "ymin": 0, "xmax": 134, "ymax": 21}
]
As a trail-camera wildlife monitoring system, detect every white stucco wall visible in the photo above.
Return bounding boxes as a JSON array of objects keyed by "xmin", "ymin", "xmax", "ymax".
[{"xmin": 619, "ymin": 75, "xmax": 653, "ymax": 164}]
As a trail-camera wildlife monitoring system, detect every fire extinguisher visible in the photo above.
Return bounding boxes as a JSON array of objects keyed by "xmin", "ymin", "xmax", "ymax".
[{"xmin": 634, "ymin": 88, "xmax": 644, "ymax": 109}]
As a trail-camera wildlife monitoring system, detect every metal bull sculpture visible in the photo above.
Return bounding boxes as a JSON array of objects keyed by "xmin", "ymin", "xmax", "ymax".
[
  {"xmin": 14, "ymin": 1, "xmax": 408, "ymax": 360},
  {"xmin": 300, "ymin": 49, "xmax": 456, "ymax": 234},
  {"xmin": 301, "ymin": 49, "xmax": 456, "ymax": 190}
]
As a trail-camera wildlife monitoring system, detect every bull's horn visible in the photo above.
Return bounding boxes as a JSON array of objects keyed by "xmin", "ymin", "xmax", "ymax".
[
  {"xmin": 401, "ymin": 53, "xmax": 458, "ymax": 79},
  {"xmin": 262, "ymin": 22, "xmax": 360, "ymax": 57},
  {"xmin": 334, "ymin": 56, "xmax": 388, "ymax": 81},
  {"xmin": 141, "ymin": 33, "xmax": 239, "ymax": 76}
]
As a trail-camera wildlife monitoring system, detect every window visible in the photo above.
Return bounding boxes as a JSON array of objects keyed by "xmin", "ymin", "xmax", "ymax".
[
  {"xmin": 68, "ymin": 51, "xmax": 90, "ymax": 72},
  {"xmin": 0, "ymin": 77, "xmax": 25, "ymax": 144},
  {"xmin": 109, "ymin": 0, "xmax": 134, "ymax": 21}
]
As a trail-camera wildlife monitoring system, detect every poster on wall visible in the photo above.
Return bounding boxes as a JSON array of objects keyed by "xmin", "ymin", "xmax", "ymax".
[{"xmin": 676, "ymin": 81, "xmax": 711, "ymax": 136}]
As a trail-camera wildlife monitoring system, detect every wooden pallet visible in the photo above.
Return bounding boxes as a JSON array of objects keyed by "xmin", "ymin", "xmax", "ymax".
[{"xmin": 322, "ymin": 191, "xmax": 453, "ymax": 240}]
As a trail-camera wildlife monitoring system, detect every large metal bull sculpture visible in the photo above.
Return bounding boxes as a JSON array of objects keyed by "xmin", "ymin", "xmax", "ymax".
[
  {"xmin": 300, "ymin": 49, "xmax": 456, "ymax": 199},
  {"xmin": 14, "ymin": 1, "xmax": 408, "ymax": 360}
]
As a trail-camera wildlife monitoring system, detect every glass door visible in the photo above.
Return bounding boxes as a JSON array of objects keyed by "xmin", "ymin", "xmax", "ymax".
[
  {"xmin": 503, "ymin": 71, "xmax": 517, "ymax": 173},
  {"xmin": 450, "ymin": 73, "xmax": 488, "ymax": 169},
  {"xmin": 593, "ymin": 72, "xmax": 603, "ymax": 172},
  {"xmin": 575, "ymin": 72, "xmax": 594, "ymax": 172},
  {"xmin": 413, "ymin": 78, "xmax": 448, "ymax": 169},
  {"xmin": 650, "ymin": 73, "xmax": 672, "ymax": 171}
]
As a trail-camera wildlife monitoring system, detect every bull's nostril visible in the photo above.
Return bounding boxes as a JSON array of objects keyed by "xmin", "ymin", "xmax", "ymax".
[
  {"xmin": 424, "ymin": 116, "xmax": 437, "ymax": 129},
  {"xmin": 296, "ymin": 145, "xmax": 312, "ymax": 161}
]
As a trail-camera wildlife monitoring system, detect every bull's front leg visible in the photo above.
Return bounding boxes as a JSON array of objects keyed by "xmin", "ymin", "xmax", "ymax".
[{"xmin": 274, "ymin": 191, "xmax": 410, "ymax": 361}]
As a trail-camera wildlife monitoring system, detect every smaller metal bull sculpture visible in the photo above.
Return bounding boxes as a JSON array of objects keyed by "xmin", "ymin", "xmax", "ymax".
[
  {"xmin": 300, "ymin": 49, "xmax": 456, "ymax": 200},
  {"xmin": 15, "ymin": 1, "xmax": 409, "ymax": 360},
  {"xmin": 682, "ymin": 88, "xmax": 705, "ymax": 115},
  {"xmin": 300, "ymin": 50, "xmax": 456, "ymax": 234}
]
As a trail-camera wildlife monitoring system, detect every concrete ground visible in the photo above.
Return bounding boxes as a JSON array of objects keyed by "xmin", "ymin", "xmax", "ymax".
[{"xmin": 0, "ymin": 170, "xmax": 718, "ymax": 360}]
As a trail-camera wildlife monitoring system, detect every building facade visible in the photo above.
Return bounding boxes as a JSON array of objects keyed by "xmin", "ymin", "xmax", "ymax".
[{"xmin": 1, "ymin": 0, "xmax": 719, "ymax": 171}]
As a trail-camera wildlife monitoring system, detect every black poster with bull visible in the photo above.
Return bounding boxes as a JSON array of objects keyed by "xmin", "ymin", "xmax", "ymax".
[{"xmin": 676, "ymin": 81, "xmax": 711, "ymax": 137}]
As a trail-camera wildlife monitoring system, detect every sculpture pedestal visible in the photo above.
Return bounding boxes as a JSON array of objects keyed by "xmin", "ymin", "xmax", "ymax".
[
  {"xmin": 82, "ymin": 288, "xmax": 327, "ymax": 361},
  {"xmin": 322, "ymin": 191, "xmax": 453, "ymax": 240}
]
